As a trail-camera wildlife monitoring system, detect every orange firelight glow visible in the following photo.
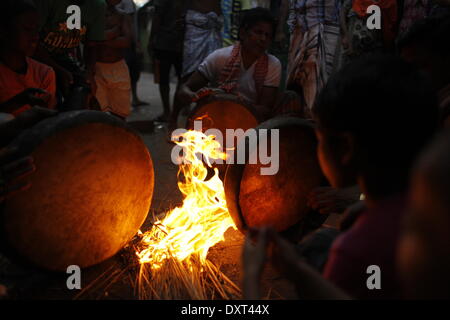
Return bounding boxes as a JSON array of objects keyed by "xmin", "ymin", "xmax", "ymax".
[{"xmin": 137, "ymin": 130, "xmax": 236, "ymax": 269}]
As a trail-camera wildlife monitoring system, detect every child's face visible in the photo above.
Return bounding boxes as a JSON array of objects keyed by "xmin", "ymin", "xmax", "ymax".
[
  {"xmin": 315, "ymin": 128, "xmax": 356, "ymax": 188},
  {"xmin": 5, "ymin": 11, "xmax": 40, "ymax": 57},
  {"xmin": 240, "ymin": 22, "xmax": 273, "ymax": 57},
  {"xmin": 398, "ymin": 169, "xmax": 450, "ymax": 298}
]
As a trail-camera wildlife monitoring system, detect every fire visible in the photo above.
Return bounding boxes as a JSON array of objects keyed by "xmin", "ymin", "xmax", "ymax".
[{"xmin": 137, "ymin": 130, "xmax": 236, "ymax": 270}]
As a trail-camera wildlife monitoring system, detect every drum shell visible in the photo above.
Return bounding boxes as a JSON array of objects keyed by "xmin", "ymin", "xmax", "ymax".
[
  {"xmin": 187, "ymin": 93, "xmax": 262, "ymax": 144},
  {"xmin": 224, "ymin": 116, "xmax": 326, "ymax": 233},
  {"xmin": 185, "ymin": 94, "xmax": 263, "ymax": 176},
  {"xmin": 1, "ymin": 111, "xmax": 154, "ymax": 271}
]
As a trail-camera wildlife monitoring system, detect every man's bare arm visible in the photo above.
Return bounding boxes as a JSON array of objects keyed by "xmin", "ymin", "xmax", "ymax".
[{"xmin": 177, "ymin": 71, "xmax": 209, "ymax": 104}]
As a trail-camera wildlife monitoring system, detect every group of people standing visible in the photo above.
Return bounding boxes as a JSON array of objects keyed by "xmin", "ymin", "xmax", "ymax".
[
  {"xmin": 150, "ymin": 0, "xmax": 450, "ymax": 129},
  {"xmin": 1, "ymin": 0, "xmax": 449, "ymax": 124}
]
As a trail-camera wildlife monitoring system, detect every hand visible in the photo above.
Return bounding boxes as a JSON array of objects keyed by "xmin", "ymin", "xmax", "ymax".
[
  {"xmin": 192, "ymin": 88, "xmax": 223, "ymax": 102},
  {"xmin": 0, "ymin": 107, "xmax": 57, "ymax": 199},
  {"xmin": 307, "ymin": 186, "xmax": 361, "ymax": 215},
  {"xmin": 0, "ymin": 107, "xmax": 57, "ymax": 148},
  {"xmin": 0, "ymin": 147, "xmax": 35, "ymax": 202},
  {"xmin": 14, "ymin": 106, "xmax": 57, "ymax": 129},
  {"xmin": 177, "ymin": 87, "xmax": 198, "ymax": 105}
]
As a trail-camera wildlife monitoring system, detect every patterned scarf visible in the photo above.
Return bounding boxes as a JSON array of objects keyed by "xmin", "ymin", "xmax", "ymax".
[{"xmin": 218, "ymin": 42, "xmax": 269, "ymax": 98}]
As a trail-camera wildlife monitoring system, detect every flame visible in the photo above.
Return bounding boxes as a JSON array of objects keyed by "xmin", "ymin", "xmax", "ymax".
[{"xmin": 137, "ymin": 130, "xmax": 236, "ymax": 269}]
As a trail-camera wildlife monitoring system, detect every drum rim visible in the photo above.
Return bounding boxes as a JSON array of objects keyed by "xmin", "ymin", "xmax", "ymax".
[
  {"xmin": 186, "ymin": 92, "xmax": 265, "ymax": 127},
  {"xmin": 7, "ymin": 110, "xmax": 141, "ymax": 158}
]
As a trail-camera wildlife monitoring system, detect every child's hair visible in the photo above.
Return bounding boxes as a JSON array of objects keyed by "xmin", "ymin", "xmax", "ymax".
[
  {"xmin": 239, "ymin": 7, "xmax": 276, "ymax": 36},
  {"xmin": 0, "ymin": 0, "xmax": 37, "ymax": 30},
  {"xmin": 313, "ymin": 54, "xmax": 439, "ymax": 195},
  {"xmin": 397, "ymin": 14, "xmax": 450, "ymax": 59}
]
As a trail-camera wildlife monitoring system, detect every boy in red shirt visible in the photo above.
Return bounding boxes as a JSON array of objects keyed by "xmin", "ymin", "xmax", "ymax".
[{"xmin": 0, "ymin": 0, "xmax": 56, "ymax": 116}]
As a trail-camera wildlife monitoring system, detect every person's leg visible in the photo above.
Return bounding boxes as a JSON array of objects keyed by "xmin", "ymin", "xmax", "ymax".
[
  {"xmin": 131, "ymin": 81, "xmax": 142, "ymax": 106},
  {"xmin": 156, "ymin": 50, "xmax": 173, "ymax": 122},
  {"xmin": 126, "ymin": 46, "xmax": 147, "ymax": 106},
  {"xmin": 108, "ymin": 60, "xmax": 132, "ymax": 119},
  {"xmin": 94, "ymin": 63, "xmax": 110, "ymax": 112},
  {"xmin": 159, "ymin": 84, "xmax": 171, "ymax": 120},
  {"xmin": 169, "ymin": 53, "xmax": 186, "ymax": 129}
]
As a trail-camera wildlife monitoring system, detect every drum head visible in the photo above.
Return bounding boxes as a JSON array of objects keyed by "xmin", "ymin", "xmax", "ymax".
[
  {"xmin": 187, "ymin": 94, "xmax": 261, "ymax": 149},
  {"xmin": 2, "ymin": 111, "xmax": 154, "ymax": 271},
  {"xmin": 225, "ymin": 117, "xmax": 325, "ymax": 232}
]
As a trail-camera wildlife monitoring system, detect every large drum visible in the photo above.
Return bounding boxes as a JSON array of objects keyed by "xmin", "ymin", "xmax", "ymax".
[
  {"xmin": 186, "ymin": 93, "xmax": 262, "ymax": 147},
  {"xmin": 224, "ymin": 116, "xmax": 326, "ymax": 233},
  {"xmin": 186, "ymin": 94, "xmax": 263, "ymax": 177},
  {"xmin": 1, "ymin": 111, "xmax": 154, "ymax": 271}
]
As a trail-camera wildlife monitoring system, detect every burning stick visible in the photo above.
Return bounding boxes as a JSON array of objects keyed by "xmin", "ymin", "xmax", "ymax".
[{"xmin": 136, "ymin": 130, "xmax": 240, "ymax": 299}]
